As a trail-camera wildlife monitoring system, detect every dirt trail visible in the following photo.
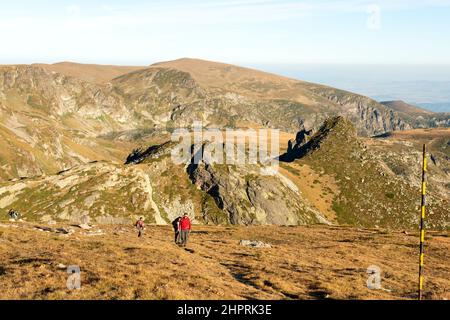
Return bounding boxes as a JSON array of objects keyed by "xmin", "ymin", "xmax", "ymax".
[{"xmin": 135, "ymin": 169, "xmax": 166, "ymax": 225}]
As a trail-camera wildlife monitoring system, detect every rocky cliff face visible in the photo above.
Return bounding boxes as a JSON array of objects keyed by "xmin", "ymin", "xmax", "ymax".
[
  {"xmin": 304, "ymin": 85, "xmax": 411, "ymax": 135},
  {"xmin": 0, "ymin": 65, "xmax": 136, "ymax": 130},
  {"xmin": 187, "ymin": 161, "xmax": 328, "ymax": 225},
  {"xmin": 380, "ymin": 100, "xmax": 450, "ymax": 129},
  {"xmin": 0, "ymin": 65, "xmax": 150, "ymax": 181}
]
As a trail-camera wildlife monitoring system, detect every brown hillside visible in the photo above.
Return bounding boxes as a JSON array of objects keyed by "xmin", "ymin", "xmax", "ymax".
[
  {"xmin": 380, "ymin": 100, "xmax": 434, "ymax": 115},
  {"xmin": 150, "ymin": 58, "xmax": 318, "ymax": 104},
  {"xmin": 0, "ymin": 221, "xmax": 449, "ymax": 300},
  {"xmin": 33, "ymin": 62, "xmax": 145, "ymax": 84}
]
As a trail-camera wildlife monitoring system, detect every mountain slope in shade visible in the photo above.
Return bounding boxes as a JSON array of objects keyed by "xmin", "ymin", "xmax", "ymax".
[{"xmin": 33, "ymin": 62, "xmax": 146, "ymax": 84}]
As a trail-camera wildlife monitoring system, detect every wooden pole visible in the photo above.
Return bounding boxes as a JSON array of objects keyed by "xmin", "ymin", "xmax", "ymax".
[{"xmin": 418, "ymin": 144, "xmax": 427, "ymax": 300}]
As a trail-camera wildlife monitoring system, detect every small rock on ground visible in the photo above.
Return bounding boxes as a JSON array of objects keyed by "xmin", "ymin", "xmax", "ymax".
[{"xmin": 239, "ymin": 240, "xmax": 272, "ymax": 248}]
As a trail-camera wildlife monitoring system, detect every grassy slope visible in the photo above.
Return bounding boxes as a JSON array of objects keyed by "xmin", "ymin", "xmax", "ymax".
[
  {"xmin": 296, "ymin": 118, "xmax": 449, "ymax": 229},
  {"xmin": 0, "ymin": 221, "xmax": 449, "ymax": 300},
  {"xmin": 1, "ymin": 126, "xmax": 448, "ymax": 230}
]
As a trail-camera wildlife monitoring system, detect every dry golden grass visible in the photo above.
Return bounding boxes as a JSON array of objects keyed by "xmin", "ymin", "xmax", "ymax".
[
  {"xmin": 0, "ymin": 221, "xmax": 448, "ymax": 300},
  {"xmin": 33, "ymin": 62, "xmax": 145, "ymax": 84},
  {"xmin": 279, "ymin": 162, "xmax": 339, "ymax": 222},
  {"xmin": 151, "ymin": 58, "xmax": 317, "ymax": 104},
  {"xmin": 380, "ymin": 101, "xmax": 434, "ymax": 115},
  {"xmin": 385, "ymin": 128, "xmax": 450, "ymax": 140}
]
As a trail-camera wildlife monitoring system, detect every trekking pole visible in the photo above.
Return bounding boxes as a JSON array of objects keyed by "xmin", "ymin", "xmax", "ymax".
[{"xmin": 418, "ymin": 144, "xmax": 427, "ymax": 300}]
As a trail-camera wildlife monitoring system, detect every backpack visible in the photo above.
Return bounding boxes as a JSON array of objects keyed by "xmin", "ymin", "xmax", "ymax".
[{"xmin": 135, "ymin": 220, "xmax": 144, "ymax": 228}]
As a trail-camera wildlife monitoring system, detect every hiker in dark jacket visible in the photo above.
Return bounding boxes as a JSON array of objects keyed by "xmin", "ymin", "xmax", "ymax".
[
  {"xmin": 179, "ymin": 213, "xmax": 191, "ymax": 247},
  {"xmin": 135, "ymin": 217, "xmax": 145, "ymax": 237},
  {"xmin": 172, "ymin": 217, "xmax": 182, "ymax": 244}
]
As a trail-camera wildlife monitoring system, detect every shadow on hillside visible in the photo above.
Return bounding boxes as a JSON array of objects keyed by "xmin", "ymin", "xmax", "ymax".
[
  {"xmin": 125, "ymin": 141, "xmax": 172, "ymax": 164},
  {"xmin": 278, "ymin": 129, "xmax": 313, "ymax": 163},
  {"xmin": 307, "ymin": 283, "xmax": 332, "ymax": 300}
]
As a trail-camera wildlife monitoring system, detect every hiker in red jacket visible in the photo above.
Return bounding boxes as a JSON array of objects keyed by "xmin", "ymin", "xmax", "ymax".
[
  {"xmin": 135, "ymin": 217, "xmax": 145, "ymax": 238},
  {"xmin": 179, "ymin": 213, "xmax": 191, "ymax": 247}
]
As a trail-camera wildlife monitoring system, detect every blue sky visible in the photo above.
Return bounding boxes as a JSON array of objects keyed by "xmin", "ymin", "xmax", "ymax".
[{"xmin": 1, "ymin": 0, "xmax": 450, "ymax": 65}]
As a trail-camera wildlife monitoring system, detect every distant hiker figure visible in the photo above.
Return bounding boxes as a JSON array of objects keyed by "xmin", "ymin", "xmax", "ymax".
[
  {"xmin": 135, "ymin": 217, "xmax": 145, "ymax": 238},
  {"xmin": 179, "ymin": 213, "xmax": 191, "ymax": 247},
  {"xmin": 172, "ymin": 216, "xmax": 182, "ymax": 244},
  {"xmin": 8, "ymin": 209, "xmax": 19, "ymax": 220}
]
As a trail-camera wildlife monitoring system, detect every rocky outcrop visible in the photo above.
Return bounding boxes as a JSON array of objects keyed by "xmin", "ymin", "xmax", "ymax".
[
  {"xmin": 421, "ymin": 113, "xmax": 450, "ymax": 128},
  {"xmin": 306, "ymin": 86, "xmax": 411, "ymax": 136},
  {"xmin": 0, "ymin": 162, "xmax": 170, "ymax": 225},
  {"xmin": 187, "ymin": 149, "xmax": 328, "ymax": 225},
  {"xmin": 280, "ymin": 116, "xmax": 449, "ymax": 230}
]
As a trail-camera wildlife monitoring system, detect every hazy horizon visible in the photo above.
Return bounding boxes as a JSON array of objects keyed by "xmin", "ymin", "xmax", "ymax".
[{"xmin": 249, "ymin": 63, "xmax": 450, "ymax": 112}]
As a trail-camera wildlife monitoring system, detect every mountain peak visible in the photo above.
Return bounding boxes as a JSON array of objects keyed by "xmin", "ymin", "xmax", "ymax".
[{"xmin": 151, "ymin": 57, "xmax": 232, "ymax": 67}]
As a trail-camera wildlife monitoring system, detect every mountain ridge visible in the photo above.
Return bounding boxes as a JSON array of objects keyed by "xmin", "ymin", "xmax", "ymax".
[
  {"xmin": 380, "ymin": 100, "xmax": 434, "ymax": 115},
  {"xmin": 0, "ymin": 59, "xmax": 448, "ymax": 184}
]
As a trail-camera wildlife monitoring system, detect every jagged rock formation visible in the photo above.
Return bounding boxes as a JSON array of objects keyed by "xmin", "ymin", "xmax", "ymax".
[
  {"xmin": 281, "ymin": 116, "xmax": 449, "ymax": 229},
  {"xmin": 187, "ymin": 160, "xmax": 328, "ymax": 225},
  {"xmin": 303, "ymin": 85, "xmax": 411, "ymax": 135}
]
